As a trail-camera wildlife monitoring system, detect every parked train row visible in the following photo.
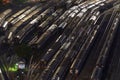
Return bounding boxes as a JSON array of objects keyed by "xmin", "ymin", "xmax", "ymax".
[
  {"xmin": 38, "ymin": 0, "xmax": 119, "ymax": 80},
  {"xmin": 91, "ymin": 8, "xmax": 120, "ymax": 80},
  {"xmin": 0, "ymin": 0, "xmax": 119, "ymax": 80},
  {"xmin": 70, "ymin": 2, "xmax": 120, "ymax": 80}
]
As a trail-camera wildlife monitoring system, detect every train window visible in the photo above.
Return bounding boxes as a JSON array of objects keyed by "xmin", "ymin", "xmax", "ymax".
[
  {"xmin": 81, "ymin": 8, "xmax": 87, "ymax": 13},
  {"xmin": 3, "ymin": 21, "xmax": 8, "ymax": 28},
  {"xmin": 74, "ymin": 10, "xmax": 79, "ymax": 13},
  {"xmin": 48, "ymin": 49, "xmax": 52, "ymax": 52},
  {"xmin": 11, "ymin": 19, "xmax": 18, "ymax": 24},
  {"xmin": 19, "ymin": 14, "xmax": 25, "ymax": 19},
  {"xmin": 66, "ymin": 10, "xmax": 70, "ymax": 14},
  {"xmin": 70, "ymin": 7, "xmax": 76, "ymax": 10},
  {"xmin": 64, "ymin": 42, "xmax": 71, "ymax": 49},
  {"xmin": 99, "ymin": 3, "xmax": 105, "ymax": 6},
  {"xmin": 48, "ymin": 24, "xmax": 57, "ymax": 30},
  {"xmin": 95, "ymin": 1, "xmax": 101, "ymax": 5},
  {"xmin": 81, "ymin": 5, "xmax": 87, "ymax": 8},
  {"xmin": 30, "ymin": 19, "xmax": 37, "ymax": 24},
  {"xmin": 90, "ymin": 15, "xmax": 97, "ymax": 21},
  {"xmin": 77, "ymin": 12, "xmax": 84, "ymax": 18},
  {"xmin": 96, "ymin": 12, "xmax": 100, "ymax": 16},
  {"xmin": 60, "ymin": 15, "xmax": 65, "ymax": 20},
  {"xmin": 87, "ymin": 5, "xmax": 95, "ymax": 9},
  {"xmin": 59, "ymin": 22, "xmax": 67, "ymax": 28},
  {"xmin": 78, "ymin": 3, "xmax": 84, "ymax": 7},
  {"xmin": 8, "ymin": 32, "xmax": 13, "ymax": 39},
  {"xmin": 52, "ymin": 12, "xmax": 57, "ymax": 16},
  {"xmin": 69, "ymin": 12, "xmax": 76, "ymax": 18}
]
